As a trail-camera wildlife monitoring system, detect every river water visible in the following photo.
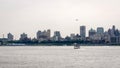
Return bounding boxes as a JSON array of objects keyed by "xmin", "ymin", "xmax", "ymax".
[{"xmin": 0, "ymin": 45, "xmax": 120, "ymax": 68}]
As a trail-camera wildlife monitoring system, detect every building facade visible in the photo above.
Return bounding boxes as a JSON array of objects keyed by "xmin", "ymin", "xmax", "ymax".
[
  {"xmin": 52, "ymin": 31, "xmax": 62, "ymax": 41},
  {"xmin": 80, "ymin": 26, "xmax": 86, "ymax": 39},
  {"xmin": 7, "ymin": 33, "xmax": 14, "ymax": 41},
  {"xmin": 97, "ymin": 27, "xmax": 104, "ymax": 34},
  {"xmin": 20, "ymin": 33, "xmax": 28, "ymax": 40},
  {"xmin": 89, "ymin": 28, "xmax": 96, "ymax": 38},
  {"xmin": 36, "ymin": 29, "xmax": 51, "ymax": 42}
]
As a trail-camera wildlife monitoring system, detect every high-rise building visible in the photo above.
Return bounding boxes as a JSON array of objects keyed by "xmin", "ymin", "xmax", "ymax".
[
  {"xmin": 20, "ymin": 33, "xmax": 28, "ymax": 40},
  {"xmin": 36, "ymin": 29, "xmax": 51, "ymax": 41},
  {"xmin": 108, "ymin": 25, "xmax": 120, "ymax": 44},
  {"xmin": 114, "ymin": 29, "xmax": 119, "ymax": 36},
  {"xmin": 47, "ymin": 29, "xmax": 51, "ymax": 39},
  {"xmin": 53, "ymin": 31, "xmax": 61, "ymax": 41},
  {"xmin": 54, "ymin": 31, "xmax": 61, "ymax": 37},
  {"xmin": 89, "ymin": 28, "xmax": 96, "ymax": 38},
  {"xmin": 97, "ymin": 27, "xmax": 104, "ymax": 34},
  {"xmin": 108, "ymin": 25, "xmax": 119, "ymax": 37},
  {"xmin": 112, "ymin": 25, "xmax": 115, "ymax": 31},
  {"xmin": 37, "ymin": 30, "xmax": 42, "ymax": 40},
  {"xmin": 80, "ymin": 26, "xmax": 86, "ymax": 39},
  {"xmin": 7, "ymin": 33, "xmax": 14, "ymax": 41},
  {"xmin": 104, "ymin": 32, "xmax": 111, "ymax": 43},
  {"xmin": 108, "ymin": 29, "xmax": 115, "ymax": 37}
]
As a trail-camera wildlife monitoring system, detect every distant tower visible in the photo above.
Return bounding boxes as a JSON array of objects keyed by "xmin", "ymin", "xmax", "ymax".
[
  {"xmin": 80, "ymin": 26, "xmax": 86, "ymax": 39},
  {"xmin": 20, "ymin": 33, "xmax": 28, "ymax": 40},
  {"xmin": 54, "ymin": 31, "xmax": 61, "ymax": 37},
  {"xmin": 53, "ymin": 31, "xmax": 61, "ymax": 41},
  {"xmin": 36, "ymin": 29, "xmax": 51, "ymax": 41},
  {"xmin": 97, "ymin": 27, "xmax": 104, "ymax": 34},
  {"xmin": 36, "ymin": 30, "xmax": 41, "ymax": 40},
  {"xmin": 89, "ymin": 28, "xmax": 96, "ymax": 37},
  {"xmin": 47, "ymin": 29, "xmax": 51, "ymax": 39},
  {"xmin": 112, "ymin": 25, "xmax": 115, "ymax": 31},
  {"xmin": 7, "ymin": 33, "xmax": 14, "ymax": 41}
]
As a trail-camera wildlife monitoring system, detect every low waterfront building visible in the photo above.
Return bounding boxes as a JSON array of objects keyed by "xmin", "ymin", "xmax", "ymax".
[
  {"xmin": 91, "ymin": 34, "xmax": 102, "ymax": 41},
  {"xmin": 110, "ymin": 36, "xmax": 120, "ymax": 44},
  {"xmin": 70, "ymin": 33, "xmax": 76, "ymax": 40},
  {"xmin": 64, "ymin": 36, "xmax": 71, "ymax": 41},
  {"xmin": 70, "ymin": 34, "xmax": 81, "ymax": 41},
  {"xmin": 0, "ymin": 38, "xmax": 8, "ymax": 45}
]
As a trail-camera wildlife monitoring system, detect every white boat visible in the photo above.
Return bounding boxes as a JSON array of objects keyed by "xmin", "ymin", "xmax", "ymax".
[{"xmin": 74, "ymin": 43, "xmax": 80, "ymax": 49}]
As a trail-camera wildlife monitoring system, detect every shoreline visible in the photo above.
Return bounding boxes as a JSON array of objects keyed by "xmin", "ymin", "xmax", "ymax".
[{"xmin": 0, "ymin": 43, "xmax": 120, "ymax": 46}]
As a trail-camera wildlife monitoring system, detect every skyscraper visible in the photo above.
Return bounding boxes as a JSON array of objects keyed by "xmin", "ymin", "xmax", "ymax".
[
  {"xmin": 54, "ymin": 31, "xmax": 61, "ymax": 37},
  {"xmin": 36, "ymin": 29, "xmax": 51, "ymax": 41},
  {"xmin": 53, "ymin": 31, "xmax": 61, "ymax": 41},
  {"xmin": 47, "ymin": 29, "xmax": 51, "ymax": 39},
  {"xmin": 20, "ymin": 33, "xmax": 28, "ymax": 40},
  {"xmin": 80, "ymin": 26, "xmax": 86, "ymax": 39},
  {"xmin": 97, "ymin": 27, "xmax": 104, "ymax": 34},
  {"xmin": 7, "ymin": 33, "xmax": 14, "ymax": 41},
  {"xmin": 37, "ymin": 30, "xmax": 42, "ymax": 40},
  {"xmin": 89, "ymin": 28, "xmax": 96, "ymax": 38},
  {"xmin": 112, "ymin": 25, "xmax": 115, "ymax": 31}
]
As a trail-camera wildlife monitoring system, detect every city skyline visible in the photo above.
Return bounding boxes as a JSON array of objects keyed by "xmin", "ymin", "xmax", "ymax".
[
  {"xmin": 0, "ymin": 25, "xmax": 120, "ymax": 40},
  {"xmin": 0, "ymin": 0, "xmax": 120, "ymax": 39}
]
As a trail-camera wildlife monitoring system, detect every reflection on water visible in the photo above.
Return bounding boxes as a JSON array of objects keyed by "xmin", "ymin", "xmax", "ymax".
[{"xmin": 0, "ymin": 46, "xmax": 120, "ymax": 68}]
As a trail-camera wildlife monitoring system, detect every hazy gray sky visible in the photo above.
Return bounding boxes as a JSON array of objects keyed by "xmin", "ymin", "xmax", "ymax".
[{"xmin": 0, "ymin": 0, "xmax": 120, "ymax": 39}]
